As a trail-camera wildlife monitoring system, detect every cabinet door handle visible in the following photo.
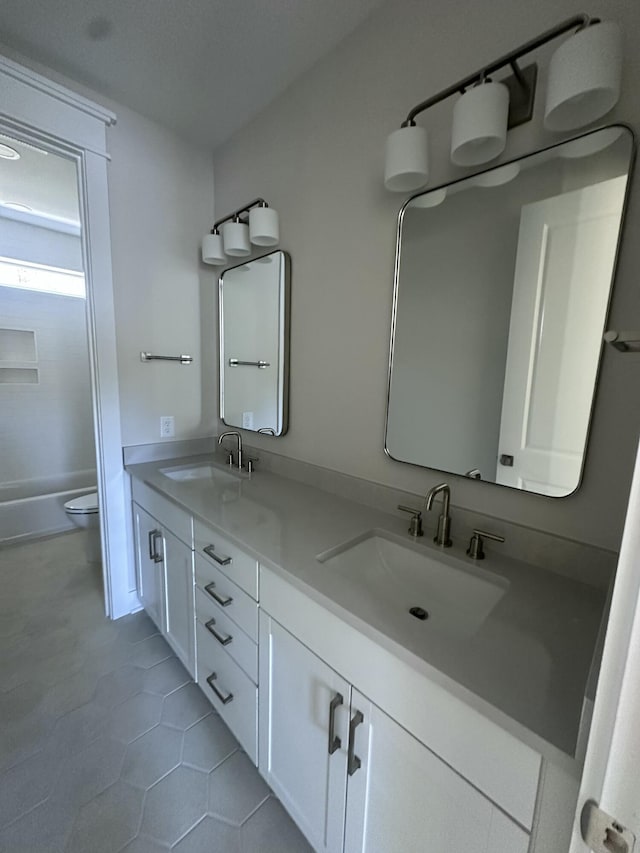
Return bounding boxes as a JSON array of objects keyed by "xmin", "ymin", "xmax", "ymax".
[
  {"xmin": 203, "ymin": 544, "xmax": 232, "ymax": 566},
  {"xmin": 328, "ymin": 692, "xmax": 343, "ymax": 755},
  {"xmin": 347, "ymin": 710, "xmax": 364, "ymax": 776},
  {"xmin": 204, "ymin": 617, "xmax": 232, "ymax": 646},
  {"xmin": 148, "ymin": 529, "xmax": 156, "ymax": 560},
  {"xmin": 206, "ymin": 672, "xmax": 234, "ymax": 705},
  {"xmin": 204, "ymin": 582, "xmax": 233, "ymax": 607},
  {"xmin": 151, "ymin": 531, "xmax": 163, "ymax": 563}
]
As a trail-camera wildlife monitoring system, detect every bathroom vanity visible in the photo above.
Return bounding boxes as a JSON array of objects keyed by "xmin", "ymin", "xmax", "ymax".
[{"xmin": 127, "ymin": 452, "xmax": 609, "ymax": 853}]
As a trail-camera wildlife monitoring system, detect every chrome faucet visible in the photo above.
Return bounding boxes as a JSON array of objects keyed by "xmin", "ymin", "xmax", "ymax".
[
  {"xmin": 218, "ymin": 431, "xmax": 243, "ymax": 470},
  {"xmin": 424, "ymin": 483, "xmax": 452, "ymax": 547}
]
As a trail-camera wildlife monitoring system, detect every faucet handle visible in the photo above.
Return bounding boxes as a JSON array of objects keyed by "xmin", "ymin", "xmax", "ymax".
[
  {"xmin": 245, "ymin": 456, "xmax": 259, "ymax": 474},
  {"xmin": 398, "ymin": 505, "xmax": 424, "ymax": 538},
  {"xmin": 467, "ymin": 529, "xmax": 505, "ymax": 560}
]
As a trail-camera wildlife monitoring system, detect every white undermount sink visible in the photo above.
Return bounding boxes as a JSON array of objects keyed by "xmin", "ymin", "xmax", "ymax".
[
  {"xmin": 317, "ymin": 530, "xmax": 509, "ymax": 640},
  {"xmin": 159, "ymin": 463, "xmax": 242, "ymax": 485}
]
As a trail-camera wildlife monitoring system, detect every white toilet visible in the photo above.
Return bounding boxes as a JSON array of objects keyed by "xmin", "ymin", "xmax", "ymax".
[{"xmin": 64, "ymin": 492, "xmax": 101, "ymax": 562}]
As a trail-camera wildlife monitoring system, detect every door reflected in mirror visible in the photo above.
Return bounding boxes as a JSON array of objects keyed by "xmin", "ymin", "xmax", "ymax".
[
  {"xmin": 385, "ymin": 126, "xmax": 633, "ymax": 497},
  {"xmin": 219, "ymin": 250, "xmax": 290, "ymax": 435}
]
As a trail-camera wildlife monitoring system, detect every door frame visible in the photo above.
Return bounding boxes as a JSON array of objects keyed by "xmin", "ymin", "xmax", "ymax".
[
  {"xmin": 0, "ymin": 54, "xmax": 136, "ymax": 618},
  {"xmin": 570, "ymin": 433, "xmax": 640, "ymax": 849}
]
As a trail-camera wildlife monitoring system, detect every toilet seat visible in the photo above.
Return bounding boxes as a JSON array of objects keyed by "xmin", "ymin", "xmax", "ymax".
[{"xmin": 64, "ymin": 492, "xmax": 99, "ymax": 515}]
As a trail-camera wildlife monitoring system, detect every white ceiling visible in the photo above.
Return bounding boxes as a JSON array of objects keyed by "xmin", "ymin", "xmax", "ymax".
[
  {"xmin": 0, "ymin": 0, "xmax": 385, "ymax": 149},
  {"xmin": 0, "ymin": 135, "xmax": 80, "ymax": 226}
]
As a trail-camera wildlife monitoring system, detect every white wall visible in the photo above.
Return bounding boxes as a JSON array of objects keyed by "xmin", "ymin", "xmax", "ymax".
[
  {"xmin": 0, "ymin": 42, "xmax": 217, "ymax": 448},
  {"xmin": 0, "ymin": 217, "xmax": 82, "ymax": 270},
  {"xmin": 0, "ymin": 286, "xmax": 95, "ymax": 487},
  {"xmin": 213, "ymin": 0, "xmax": 640, "ymax": 551},
  {"xmin": 105, "ymin": 104, "xmax": 217, "ymax": 445}
]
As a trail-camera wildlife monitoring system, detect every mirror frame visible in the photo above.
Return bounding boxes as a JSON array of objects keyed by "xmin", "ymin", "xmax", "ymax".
[
  {"xmin": 218, "ymin": 249, "xmax": 291, "ymax": 436},
  {"xmin": 384, "ymin": 124, "xmax": 636, "ymax": 497}
]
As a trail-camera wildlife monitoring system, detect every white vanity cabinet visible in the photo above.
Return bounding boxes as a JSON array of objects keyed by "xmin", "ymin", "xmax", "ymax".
[
  {"xmin": 259, "ymin": 615, "xmax": 349, "ymax": 852},
  {"xmin": 132, "ymin": 503, "xmax": 165, "ymax": 630},
  {"xmin": 131, "ymin": 479, "xmax": 195, "ymax": 677},
  {"xmin": 259, "ymin": 569, "xmax": 537, "ymax": 853},
  {"xmin": 260, "ymin": 613, "xmax": 529, "ymax": 853},
  {"xmin": 194, "ymin": 519, "xmax": 259, "ymax": 764},
  {"xmin": 343, "ymin": 692, "xmax": 529, "ymax": 853}
]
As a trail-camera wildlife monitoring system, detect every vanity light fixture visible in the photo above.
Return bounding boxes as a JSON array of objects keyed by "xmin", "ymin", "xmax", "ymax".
[
  {"xmin": 202, "ymin": 198, "xmax": 279, "ymax": 266},
  {"xmin": 384, "ymin": 14, "xmax": 622, "ymax": 192}
]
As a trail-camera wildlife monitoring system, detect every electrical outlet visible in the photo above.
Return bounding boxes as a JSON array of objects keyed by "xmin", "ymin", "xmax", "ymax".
[
  {"xmin": 242, "ymin": 411, "xmax": 254, "ymax": 429},
  {"xmin": 160, "ymin": 416, "xmax": 175, "ymax": 438}
]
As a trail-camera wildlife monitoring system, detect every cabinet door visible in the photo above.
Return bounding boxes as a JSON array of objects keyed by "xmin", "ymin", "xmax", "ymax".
[
  {"xmin": 133, "ymin": 502, "xmax": 164, "ymax": 631},
  {"xmin": 162, "ymin": 528, "xmax": 195, "ymax": 677},
  {"xmin": 344, "ymin": 690, "xmax": 530, "ymax": 853},
  {"xmin": 259, "ymin": 613, "xmax": 349, "ymax": 853}
]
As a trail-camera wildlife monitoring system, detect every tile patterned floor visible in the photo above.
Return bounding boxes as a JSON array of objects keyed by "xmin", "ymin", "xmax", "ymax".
[{"xmin": 0, "ymin": 531, "xmax": 312, "ymax": 853}]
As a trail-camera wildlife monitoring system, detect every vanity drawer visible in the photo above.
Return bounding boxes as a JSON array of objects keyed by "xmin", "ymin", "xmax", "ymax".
[
  {"xmin": 194, "ymin": 554, "xmax": 258, "ymax": 642},
  {"xmin": 194, "ymin": 519, "xmax": 258, "ymax": 600},
  {"xmin": 131, "ymin": 478, "xmax": 193, "ymax": 548},
  {"xmin": 196, "ymin": 586, "xmax": 257, "ymax": 683},
  {"xmin": 196, "ymin": 621, "xmax": 257, "ymax": 764}
]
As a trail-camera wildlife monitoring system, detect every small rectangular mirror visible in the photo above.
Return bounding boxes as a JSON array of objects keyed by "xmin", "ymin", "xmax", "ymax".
[
  {"xmin": 219, "ymin": 250, "xmax": 290, "ymax": 435},
  {"xmin": 385, "ymin": 126, "xmax": 633, "ymax": 498}
]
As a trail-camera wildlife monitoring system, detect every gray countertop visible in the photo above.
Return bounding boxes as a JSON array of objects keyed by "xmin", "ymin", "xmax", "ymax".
[{"xmin": 127, "ymin": 453, "xmax": 607, "ymax": 763}]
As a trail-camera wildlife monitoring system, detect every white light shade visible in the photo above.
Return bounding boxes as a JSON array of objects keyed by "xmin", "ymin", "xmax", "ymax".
[
  {"xmin": 410, "ymin": 187, "xmax": 447, "ymax": 208},
  {"xmin": 559, "ymin": 127, "xmax": 624, "ymax": 159},
  {"xmin": 451, "ymin": 82, "xmax": 509, "ymax": 167},
  {"xmin": 473, "ymin": 162, "xmax": 521, "ymax": 187},
  {"xmin": 544, "ymin": 22, "xmax": 622, "ymax": 132},
  {"xmin": 202, "ymin": 232, "xmax": 226, "ymax": 265},
  {"xmin": 249, "ymin": 206, "xmax": 279, "ymax": 246},
  {"xmin": 384, "ymin": 125, "xmax": 429, "ymax": 192},
  {"xmin": 223, "ymin": 220, "xmax": 251, "ymax": 256}
]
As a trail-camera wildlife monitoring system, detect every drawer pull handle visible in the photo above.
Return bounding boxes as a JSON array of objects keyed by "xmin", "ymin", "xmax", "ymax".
[
  {"xmin": 203, "ymin": 544, "xmax": 232, "ymax": 566},
  {"xmin": 149, "ymin": 530, "xmax": 163, "ymax": 563},
  {"xmin": 204, "ymin": 582, "xmax": 233, "ymax": 607},
  {"xmin": 206, "ymin": 672, "xmax": 234, "ymax": 705},
  {"xmin": 347, "ymin": 710, "xmax": 364, "ymax": 776},
  {"xmin": 204, "ymin": 618, "xmax": 232, "ymax": 646},
  {"xmin": 328, "ymin": 692, "xmax": 343, "ymax": 755}
]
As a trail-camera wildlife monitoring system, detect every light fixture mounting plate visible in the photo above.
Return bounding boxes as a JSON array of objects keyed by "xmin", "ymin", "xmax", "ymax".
[{"xmin": 504, "ymin": 63, "xmax": 538, "ymax": 129}]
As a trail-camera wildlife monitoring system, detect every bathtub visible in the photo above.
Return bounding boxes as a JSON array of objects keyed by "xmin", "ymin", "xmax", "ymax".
[{"xmin": 0, "ymin": 470, "xmax": 96, "ymax": 545}]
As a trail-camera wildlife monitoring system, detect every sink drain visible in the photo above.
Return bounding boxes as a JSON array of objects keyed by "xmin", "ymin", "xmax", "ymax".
[{"xmin": 409, "ymin": 606, "xmax": 429, "ymax": 621}]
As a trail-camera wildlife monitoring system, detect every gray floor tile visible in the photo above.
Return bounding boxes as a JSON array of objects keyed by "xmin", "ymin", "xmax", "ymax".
[
  {"xmin": 50, "ymin": 700, "xmax": 109, "ymax": 758},
  {"xmin": 65, "ymin": 780, "xmax": 144, "ymax": 853},
  {"xmin": 207, "ymin": 752, "xmax": 269, "ymax": 826},
  {"xmin": 121, "ymin": 725, "xmax": 183, "ymax": 790},
  {"xmin": 133, "ymin": 636, "xmax": 174, "ymax": 669},
  {"xmin": 161, "ymin": 684, "xmax": 211, "ymax": 731},
  {"xmin": 183, "ymin": 714, "xmax": 238, "ymax": 772},
  {"xmin": 140, "ymin": 766, "xmax": 208, "ymax": 845},
  {"xmin": 53, "ymin": 736, "xmax": 126, "ymax": 811},
  {"xmin": 0, "ymin": 795, "xmax": 75, "ymax": 853},
  {"xmin": 0, "ymin": 705, "xmax": 56, "ymax": 771},
  {"xmin": 85, "ymin": 638, "xmax": 132, "ymax": 678},
  {"xmin": 120, "ymin": 835, "xmax": 170, "ymax": 852},
  {"xmin": 240, "ymin": 797, "xmax": 313, "ymax": 853},
  {"xmin": 0, "ymin": 747, "xmax": 59, "ymax": 829},
  {"xmin": 173, "ymin": 815, "xmax": 241, "ymax": 853},
  {"xmin": 109, "ymin": 692, "xmax": 163, "ymax": 744},
  {"xmin": 143, "ymin": 658, "xmax": 190, "ymax": 697},
  {"xmin": 0, "ymin": 612, "xmax": 26, "ymax": 639},
  {"xmin": 119, "ymin": 611, "xmax": 159, "ymax": 645},
  {"xmin": 95, "ymin": 665, "xmax": 146, "ymax": 708},
  {"xmin": 0, "ymin": 680, "xmax": 47, "ymax": 721},
  {"xmin": 40, "ymin": 669, "xmax": 99, "ymax": 718}
]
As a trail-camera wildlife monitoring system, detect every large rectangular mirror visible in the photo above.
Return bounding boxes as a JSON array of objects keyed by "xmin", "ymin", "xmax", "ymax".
[
  {"xmin": 219, "ymin": 250, "xmax": 290, "ymax": 435},
  {"xmin": 385, "ymin": 126, "xmax": 633, "ymax": 497}
]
